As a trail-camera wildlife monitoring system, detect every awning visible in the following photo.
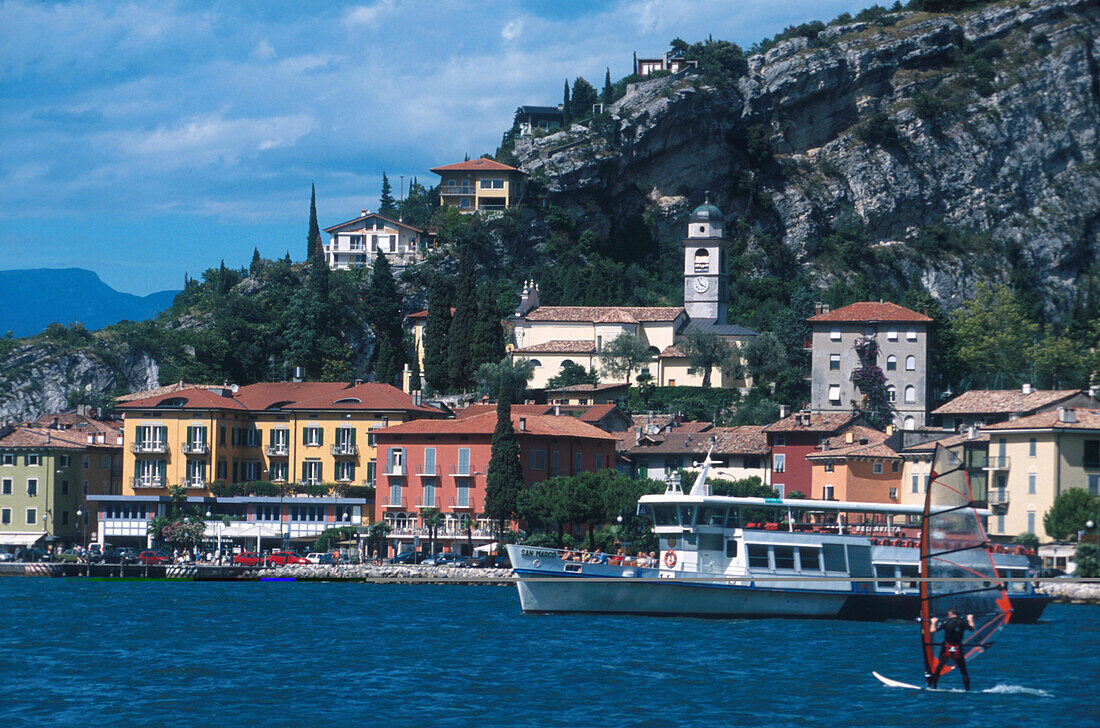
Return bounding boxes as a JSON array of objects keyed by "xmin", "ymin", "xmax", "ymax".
[
  {"xmin": 0, "ymin": 532, "xmax": 46, "ymax": 546},
  {"xmin": 204, "ymin": 523, "xmax": 283, "ymax": 539},
  {"xmin": 474, "ymin": 542, "xmax": 499, "ymax": 553}
]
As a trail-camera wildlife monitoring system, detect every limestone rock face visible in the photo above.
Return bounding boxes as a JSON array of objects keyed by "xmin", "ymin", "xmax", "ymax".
[
  {"xmin": 515, "ymin": 0, "xmax": 1100, "ymax": 314},
  {"xmin": 0, "ymin": 341, "xmax": 159, "ymax": 423}
]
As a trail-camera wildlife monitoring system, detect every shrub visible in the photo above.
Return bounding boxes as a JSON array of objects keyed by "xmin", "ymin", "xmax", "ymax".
[{"xmin": 855, "ymin": 111, "xmax": 900, "ymax": 148}]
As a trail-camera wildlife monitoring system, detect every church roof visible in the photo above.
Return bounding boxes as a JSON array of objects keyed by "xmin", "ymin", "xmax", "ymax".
[
  {"xmin": 690, "ymin": 203, "xmax": 723, "ymax": 221},
  {"xmin": 524, "ymin": 306, "xmax": 684, "ymax": 323},
  {"xmin": 683, "ymin": 318, "xmax": 758, "ymax": 337}
]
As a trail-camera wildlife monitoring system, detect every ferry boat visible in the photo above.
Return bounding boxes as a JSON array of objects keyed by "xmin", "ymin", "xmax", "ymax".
[{"xmin": 506, "ymin": 456, "xmax": 1051, "ymax": 622}]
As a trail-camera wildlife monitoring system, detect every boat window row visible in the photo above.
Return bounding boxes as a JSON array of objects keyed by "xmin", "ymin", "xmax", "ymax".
[{"xmin": 744, "ymin": 544, "xmax": 827, "ymax": 573}]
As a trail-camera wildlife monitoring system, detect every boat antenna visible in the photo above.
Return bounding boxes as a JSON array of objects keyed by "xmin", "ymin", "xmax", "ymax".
[{"xmin": 689, "ymin": 441, "xmax": 720, "ymax": 497}]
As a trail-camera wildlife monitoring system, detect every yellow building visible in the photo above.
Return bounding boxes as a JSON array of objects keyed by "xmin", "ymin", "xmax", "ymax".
[
  {"xmin": 431, "ymin": 158, "xmax": 526, "ymax": 213},
  {"xmin": 982, "ymin": 407, "xmax": 1100, "ymax": 542},
  {"xmin": 117, "ymin": 382, "xmax": 447, "ymax": 496}
]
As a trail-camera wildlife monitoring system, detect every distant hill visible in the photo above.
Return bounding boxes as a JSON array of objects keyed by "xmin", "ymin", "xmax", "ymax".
[{"xmin": 0, "ymin": 268, "xmax": 179, "ymax": 337}]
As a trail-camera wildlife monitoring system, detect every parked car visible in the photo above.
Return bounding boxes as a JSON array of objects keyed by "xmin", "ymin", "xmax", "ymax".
[
  {"xmin": 136, "ymin": 550, "xmax": 172, "ymax": 565},
  {"xmin": 1033, "ymin": 567, "xmax": 1070, "ymax": 578},
  {"xmin": 233, "ymin": 551, "xmax": 265, "ymax": 567},
  {"xmin": 304, "ymin": 552, "xmax": 334, "ymax": 564},
  {"xmin": 15, "ymin": 548, "xmax": 48, "ymax": 562},
  {"xmin": 268, "ymin": 551, "xmax": 310, "ymax": 566},
  {"xmin": 54, "ymin": 549, "xmax": 82, "ymax": 563},
  {"xmin": 424, "ymin": 553, "xmax": 463, "ymax": 567},
  {"xmin": 116, "ymin": 548, "xmax": 138, "ymax": 564},
  {"xmin": 388, "ymin": 550, "xmax": 427, "ymax": 565},
  {"xmin": 0, "ymin": 551, "xmax": 15, "ymax": 562},
  {"xmin": 97, "ymin": 548, "xmax": 127, "ymax": 565}
]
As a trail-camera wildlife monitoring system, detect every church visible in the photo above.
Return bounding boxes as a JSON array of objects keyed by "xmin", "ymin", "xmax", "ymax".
[{"xmin": 509, "ymin": 201, "xmax": 758, "ymax": 390}]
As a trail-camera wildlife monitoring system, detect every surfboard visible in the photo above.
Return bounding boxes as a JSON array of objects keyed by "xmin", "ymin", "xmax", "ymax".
[{"xmin": 872, "ymin": 671, "xmax": 924, "ymax": 690}]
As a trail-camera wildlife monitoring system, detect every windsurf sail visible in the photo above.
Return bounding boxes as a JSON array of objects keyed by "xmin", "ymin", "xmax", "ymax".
[{"xmin": 920, "ymin": 444, "xmax": 1012, "ymax": 682}]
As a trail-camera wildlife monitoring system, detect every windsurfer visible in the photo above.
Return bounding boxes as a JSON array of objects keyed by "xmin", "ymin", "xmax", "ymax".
[{"xmin": 926, "ymin": 607, "xmax": 976, "ymax": 690}]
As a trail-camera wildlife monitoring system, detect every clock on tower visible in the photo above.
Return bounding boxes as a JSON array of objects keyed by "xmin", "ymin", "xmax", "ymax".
[{"xmin": 682, "ymin": 200, "xmax": 730, "ymax": 324}]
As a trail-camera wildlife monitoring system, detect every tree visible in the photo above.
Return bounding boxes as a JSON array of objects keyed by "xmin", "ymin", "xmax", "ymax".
[
  {"xmin": 598, "ymin": 333, "xmax": 652, "ymax": 386},
  {"xmin": 365, "ymin": 250, "xmax": 404, "ymax": 385},
  {"xmin": 1031, "ymin": 326, "xmax": 1086, "ymax": 388},
  {"xmin": 421, "ymin": 508, "xmax": 445, "ymax": 556},
  {"xmin": 950, "ymin": 283, "xmax": 1039, "ymax": 387},
  {"xmin": 423, "ymin": 275, "xmax": 453, "ymax": 393},
  {"xmin": 307, "ymin": 183, "xmax": 323, "ymax": 262},
  {"xmin": 250, "ymin": 247, "xmax": 262, "ymax": 277},
  {"xmin": 743, "ymin": 331, "xmax": 787, "ymax": 385},
  {"xmin": 476, "ymin": 357, "xmax": 534, "ymax": 404},
  {"xmin": 682, "ymin": 329, "xmax": 735, "ymax": 387},
  {"xmin": 447, "ymin": 249, "xmax": 478, "ymax": 390},
  {"xmin": 571, "ymin": 77, "xmax": 598, "ymax": 121},
  {"xmin": 602, "ymin": 67, "xmax": 613, "ymax": 105},
  {"xmin": 545, "ymin": 361, "xmax": 599, "ymax": 390},
  {"xmin": 379, "ymin": 172, "xmax": 397, "ymax": 217},
  {"xmin": 367, "ymin": 521, "xmax": 392, "ymax": 560},
  {"xmin": 471, "ymin": 285, "xmax": 505, "ymax": 371},
  {"xmin": 852, "ymin": 336, "xmax": 895, "ymax": 431},
  {"xmin": 485, "ymin": 387, "xmax": 524, "ymax": 555},
  {"xmin": 562, "ymin": 79, "xmax": 571, "ymax": 126},
  {"xmin": 1043, "ymin": 489, "xmax": 1099, "ymax": 541},
  {"xmin": 409, "ymin": 338, "xmax": 421, "ymax": 391}
]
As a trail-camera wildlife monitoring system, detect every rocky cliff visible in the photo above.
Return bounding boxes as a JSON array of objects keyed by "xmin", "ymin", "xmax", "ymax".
[{"xmin": 516, "ymin": 0, "xmax": 1100, "ymax": 315}]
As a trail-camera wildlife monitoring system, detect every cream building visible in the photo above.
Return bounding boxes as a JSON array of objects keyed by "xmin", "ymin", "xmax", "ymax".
[
  {"xmin": 431, "ymin": 158, "xmax": 526, "ymax": 213},
  {"xmin": 324, "ymin": 212, "xmax": 430, "ymax": 271},
  {"xmin": 509, "ymin": 202, "xmax": 757, "ymax": 390},
  {"xmin": 982, "ymin": 408, "xmax": 1100, "ymax": 542}
]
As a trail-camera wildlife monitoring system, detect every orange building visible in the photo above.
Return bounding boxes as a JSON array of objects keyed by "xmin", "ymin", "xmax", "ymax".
[{"xmin": 806, "ymin": 426, "xmax": 904, "ymax": 528}]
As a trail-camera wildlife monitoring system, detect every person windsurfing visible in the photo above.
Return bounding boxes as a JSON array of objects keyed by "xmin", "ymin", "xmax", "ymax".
[{"xmin": 926, "ymin": 607, "xmax": 976, "ymax": 690}]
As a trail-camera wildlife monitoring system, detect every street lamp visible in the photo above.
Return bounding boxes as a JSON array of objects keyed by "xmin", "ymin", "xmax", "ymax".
[
  {"xmin": 206, "ymin": 509, "xmax": 223, "ymax": 564},
  {"xmin": 76, "ymin": 509, "xmax": 84, "ymax": 551}
]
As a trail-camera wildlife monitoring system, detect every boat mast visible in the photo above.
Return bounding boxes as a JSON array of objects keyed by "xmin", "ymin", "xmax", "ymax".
[{"xmin": 688, "ymin": 440, "xmax": 721, "ymax": 497}]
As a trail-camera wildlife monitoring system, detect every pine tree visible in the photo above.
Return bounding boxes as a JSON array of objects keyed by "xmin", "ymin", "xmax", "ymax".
[
  {"xmin": 471, "ymin": 286, "xmax": 505, "ymax": 371},
  {"xmin": 365, "ymin": 250, "xmax": 405, "ymax": 386},
  {"xmin": 423, "ymin": 274, "xmax": 453, "ymax": 393},
  {"xmin": 562, "ymin": 79, "xmax": 572, "ymax": 126},
  {"xmin": 409, "ymin": 337, "xmax": 422, "ymax": 391},
  {"xmin": 447, "ymin": 249, "xmax": 478, "ymax": 390},
  {"xmin": 571, "ymin": 77, "xmax": 598, "ymax": 121},
  {"xmin": 250, "ymin": 247, "xmax": 262, "ymax": 277},
  {"xmin": 602, "ymin": 67, "xmax": 613, "ymax": 105},
  {"xmin": 307, "ymin": 183, "xmax": 323, "ymax": 262},
  {"xmin": 485, "ymin": 386, "xmax": 524, "ymax": 554},
  {"xmin": 379, "ymin": 172, "xmax": 397, "ymax": 217}
]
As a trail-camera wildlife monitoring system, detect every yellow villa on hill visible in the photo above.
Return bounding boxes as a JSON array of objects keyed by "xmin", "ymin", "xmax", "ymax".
[{"xmin": 116, "ymin": 382, "xmax": 447, "ymax": 495}]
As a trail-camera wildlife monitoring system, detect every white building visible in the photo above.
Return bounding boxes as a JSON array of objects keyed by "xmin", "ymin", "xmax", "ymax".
[{"xmin": 323, "ymin": 211, "xmax": 431, "ymax": 271}]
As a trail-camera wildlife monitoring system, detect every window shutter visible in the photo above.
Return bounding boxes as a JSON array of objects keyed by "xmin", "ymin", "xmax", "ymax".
[
  {"xmin": 387, "ymin": 448, "xmax": 394, "ymax": 473},
  {"xmin": 158, "ymin": 426, "xmax": 167, "ymax": 443},
  {"xmin": 318, "ymin": 428, "xmax": 324, "ymax": 446},
  {"xmin": 317, "ymin": 462, "xmax": 323, "ymax": 482},
  {"xmin": 303, "ymin": 428, "xmax": 309, "ymax": 446}
]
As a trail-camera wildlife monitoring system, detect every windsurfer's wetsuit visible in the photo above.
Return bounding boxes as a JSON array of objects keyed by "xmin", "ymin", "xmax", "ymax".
[{"xmin": 928, "ymin": 616, "xmax": 972, "ymax": 690}]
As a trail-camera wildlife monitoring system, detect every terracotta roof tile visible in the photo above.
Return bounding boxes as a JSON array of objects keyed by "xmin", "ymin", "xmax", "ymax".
[
  {"xmin": 578, "ymin": 404, "xmax": 618, "ymax": 423},
  {"xmin": 593, "ymin": 309, "xmax": 639, "ymax": 323},
  {"xmin": 430, "ymin": 158, "xmax": 521, "ymax": 173},
  {"xmin": 117, "ymin": 387, "xmax": 248, "ymax": 411},
  {"xmin": 709, "ymin": 426, "xmax": 769, "ymax": 455},
  {"xmin": 661, "ymin": 344, "xmax": 685, "ymax": 357},
  {"xmin": 931, "ymin": 389, "xmax": 1085, "ymax": 415},
  {"xmin": 455, "ymin": 404, "xmax": 553, "ymax": 420},
  {"xmin": 982, "ymin": 408, "xmax": 1100, "ymax": 431},
  {"xmin": 808, "ymin": 426, "xmax": 898, "ymax": 459},
  {"xmin": 901, "ymin": 431, "xmax": 989, "ymax": 453},
  {"xmin": 118, "ymin": 382, "xmax": 444, "ymax": 415},
  {"xmin": 763, "ymin": 412, "xmax": 860, "ymax": 433},
  {"xmin": 115, "ymin": 382, "xmax": 220, "ymax": 403},
  {"xmin": 0, "ymin": 426, "xmax": 92, "ymax": 450},
  {"xmin": 376, "ymin": 412, "xmax": 617, "ymax": 440},
  {"xmin": 513, "ymin": 340, "xmax": 596, "ymax": 354},
  {"xmin": 524, "ymin": 306, "xmax": 684, "ymax": 323},
  {"xmin": 807, "ymin": 301, "xmax": 932, "ymax": 323}
]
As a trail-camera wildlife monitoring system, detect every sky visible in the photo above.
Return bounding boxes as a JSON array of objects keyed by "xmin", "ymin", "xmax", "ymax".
[{"xmin": 0, "ymin": 0, "xmax": 875, "ymax": 295}]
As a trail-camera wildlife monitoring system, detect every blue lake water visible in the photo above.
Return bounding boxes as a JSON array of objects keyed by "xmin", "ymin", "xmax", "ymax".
[{"xmin": 0, "ymin": 579, "xmax": 1095, "ymax": 728}]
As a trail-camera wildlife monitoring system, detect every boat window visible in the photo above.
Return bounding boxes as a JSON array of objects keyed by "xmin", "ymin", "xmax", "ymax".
[
  {"xmin": 678, "ymin": 505, "xmax": 697, "ymax": 528},
  {"xmin": 697, "ymin": 505, "xmax": 727, "ymax": 527},
  {"xmin": 698, "ymin": 533, "xmax": 723, "ymax": 551},
  {"xmin": 747, "ymin": 544, "xmax": 770, "ymax": 568},
  {"xmin": 798, "ymin": 547, "xmax": 821, "ymax": 572},
  {"xmin": 774, "ymin": 546, "xmax": 795, "ymax": 570},
  {"xmin": 652, "ymin": 505, "xmax": 679, "ymax": 526},
  {"xmin": 846, "ymin": 545, "xmax": 874, "ymax": 578},
  {"xmin": 682, "ymin": 533, "xmax": 697, "ymax": 547},
  {"xmin": 726, "ymin": 540, "xmax": 738, "ymax": 558},
  {"xmin": 822, "ymin": 543, "xmax": 847, "ymax": 572},
  {"xmin": 899, "ymin": 565, "xmax": 919, "ymax": 590},
  {"xmin": 875, "ymin": 564, "xmax": 897, "ymax": 589},
  {"xmin": 725, "ymin": 509, "xmax": 742, "ymax": 529},
  {"xmin": 1005, "ymin": 569, "xmax": 1027, "ymax": 594}
]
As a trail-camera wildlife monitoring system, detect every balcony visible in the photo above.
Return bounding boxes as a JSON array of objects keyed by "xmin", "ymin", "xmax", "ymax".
[
  {"xmin": 182, "ymin": 478, "xmax": 207, "ymax": 488},
  {"xmin": 382, "ymin": 497, "xmax": 408, "ymax": 509},
  {"xmin": 439, "ymin": 186, "xmax": 475, "ymax": 196},
  {"xmin": 449, "ymin": 497, "xmax": 474, "ymax": 510},
  {"xmin": 448, "ymin": 465, "xmax": 473, "ymax": 477},
  {"xmin": 985, "ymin": 456, "xmax": 1011, "ymax": 470},
  {"xmin": 131, "ymin": 477, "xmax": 165, "ymax": 489},
  {"xmin": 131, "ymin": 442, "xmax": 168, "ymax": 454},
  {"xmin": 265, "ymin": 445, "xmax": 289, "ymax": 457},
  {"xmin": 414, "ymin": 497, "xmax": 440, "ymax": 509},
  {"xmin": 384, "ymin": 465, "xmax": 406, "ymax": 476},
  {"xmin": 331, "ymin": 444, "xmax": 358, "ymax": 456},
  {"xmin": 181, "ymin": 442, "xmax": 208, "ymax": 455},
  {"xmin": 988, "ymin": 489, "xmax": 1010, "ymax": 513}
]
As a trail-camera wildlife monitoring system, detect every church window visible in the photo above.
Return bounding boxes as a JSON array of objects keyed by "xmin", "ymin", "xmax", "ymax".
[{"xmin": 694, "ymin": 249, "xmax": 709, "ymax": 273}]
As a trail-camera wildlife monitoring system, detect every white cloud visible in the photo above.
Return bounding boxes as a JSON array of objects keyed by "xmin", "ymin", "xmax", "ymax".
[
  {"xmin": 343, "ymin": 1, "xmax": 395, "ymax": 28},
  {"xmin": 116, "ymin": 113, "xmax": 317, "ymax": 168},
  {"xmin": 251, "ymin": 39, "xmax": 277, "ymax": 62},
  {"xmin": 501, "ymin": 19, "xmax": 523, "ymax": 41}
]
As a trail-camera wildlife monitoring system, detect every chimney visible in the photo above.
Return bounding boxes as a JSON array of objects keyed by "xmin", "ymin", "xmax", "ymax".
[
  {"xmin": 401, "ymin": 364, "xmax": 412, "ymax": 394},
  {"xmin": 554, "ymin": 404, "xmax": 561, "ymax": 416},
  {"xmin": 967, "ymin": 426, "xmax": 977, "ymax": 440},
  {"xmin": 354, "ymin": 379, "xmax": 364, "ymax": 386},
  {"xmin": 1059, "ymin": 408, "xmax": 1077, "ymax": 423},
  {"xmin": 361, "ymin": 209, "xmax": 367, "ymax": 216},
  {"xmin": 779, "ymin": 404, "xmax": 790, "ymax": 419},
  {"xmin": 519, "ymin": 417, "xmax": 527, "ymax": 431},
  {"xmin": 412, "ymin": 391, "xmax": 422, "ymax": 407},
  {"xmin": 1022, "ymin": 382, "xmax": 1032, "ymax": 395},
  {"xmin": 292, "ymin": 366, "xmax": 304, "ymax": 383},
  {"xmin": 1089, "ymin": 383, "xmax": 1099, "ymax": 399},
  {"xmin": 885, "ymin": 424, "xmax": 894, "ymax": 436},
  {"xmin": 636, "ymin": 427, "xmax": 642, "ymax": 446},
  {"xmin": 845, "ymin": 432, "xmax": 854, "ymax": 444}
]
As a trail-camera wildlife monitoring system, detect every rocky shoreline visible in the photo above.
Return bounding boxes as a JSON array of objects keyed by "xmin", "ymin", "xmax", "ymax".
[
  {"xmin": 1035, "ymin": 580, "xmax": 1100, "ymax": 605},
  {"xmin": 260, "ymin": 563, "xmax": 515, "ymax": 584}
]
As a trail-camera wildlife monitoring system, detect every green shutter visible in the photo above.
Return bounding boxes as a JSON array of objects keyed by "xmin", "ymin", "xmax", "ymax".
[{"xmin": 303, "ymin": 428, "xmax": 308, "ymax": 446}]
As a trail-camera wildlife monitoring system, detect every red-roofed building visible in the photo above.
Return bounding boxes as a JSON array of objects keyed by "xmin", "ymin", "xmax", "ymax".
[
  {"xmin": 323, "ymin": 211, "xmax": 432, "ymax": 271},
  {"xmin": 763, "ymin": 411, "xmax": 863, "ymax": 498},
  {"xmin": 807, "ymin": 301, "xmax": 933, "ymax": 429},
  {"xmin": 372, "ymin": 411, "xmax": 617, "ymax": 556},
  {"xmin": 431, "ymin": 157, "xmax": 526, "ymax": 213},
  {"xmin": 806, "ymin": 425, "xmax": 903, "ymax": 506}
]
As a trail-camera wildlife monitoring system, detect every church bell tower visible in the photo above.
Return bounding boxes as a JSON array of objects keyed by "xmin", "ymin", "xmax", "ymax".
[{"xmin": 682, "ymin": 200, "xmax": 730, "ymax": 324}]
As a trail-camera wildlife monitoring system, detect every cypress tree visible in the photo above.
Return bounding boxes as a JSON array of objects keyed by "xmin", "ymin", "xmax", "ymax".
[
  {"xmin": 632, "ymin": 51, "xmax": 638, "ymax": 75},
  {"xmin": 307, "ymin": 183, "xmax": 323, "ymax": 262},
  {"xmin": 379, "ymin": 172, "xmax": 397, "ymax": 217},
  {"xmin": 447, "ymin": 249, "xmax": 478, "ymax": 390},
  {"xmin": 485, "ymin": 385, "xmax": 523, "ymax": 555},
  {"xmin": 472, "ymin": 286, "xmax": 505, "ymax": 370},
  {"xmin": 423, "ymin": 274, "xmax": 453, "ymax": 393},
  {"xmin": 365, "ymin": 250, "xmax": 404, "ymax": 386},
  {"xmin": 562, "ymin": 79, "xmax": 571, "ymax": 126},
  {"xmin": 409, "ymin": 337, "xmax": 422, "ymax": 391},
  {"xmin": 571, "ymin": 77, "xmax": 598, "ymax": 120},
  {"xmin": 250, "ymin": 247, "xmax": 262, "ymax": 276},
  {"xmin": 603, "ymin": 67, "xmax": 613, "ymax": 105}
]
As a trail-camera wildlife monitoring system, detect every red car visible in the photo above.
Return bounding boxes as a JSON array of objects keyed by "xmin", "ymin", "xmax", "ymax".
[
  {"xmin": 137, "ymin": 550, "xmax": 172, "ymax": 565},
  {"xmin": 233, "ymin": 551, "xmax": 264, "ymax": 567},
  {"xmin": 268, "ymin": 551, "xmax": 310, "ymax": 566}
]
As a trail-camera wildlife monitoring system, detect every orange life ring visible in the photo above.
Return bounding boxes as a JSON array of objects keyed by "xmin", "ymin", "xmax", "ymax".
[{"xmin": 664, "ymin": 550, "xmax": 677, "ymax": 568}]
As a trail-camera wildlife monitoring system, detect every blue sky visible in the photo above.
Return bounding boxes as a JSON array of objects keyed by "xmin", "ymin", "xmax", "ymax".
[{"xmin": 1, "ymin": 0, "xmax": 874, "ymax": 295}]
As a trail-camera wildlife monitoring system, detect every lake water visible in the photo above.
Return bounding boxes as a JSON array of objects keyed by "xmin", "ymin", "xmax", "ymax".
[{"xmin": 0, "ymin": 579, "xmax": 1095, "ymax": 728}]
